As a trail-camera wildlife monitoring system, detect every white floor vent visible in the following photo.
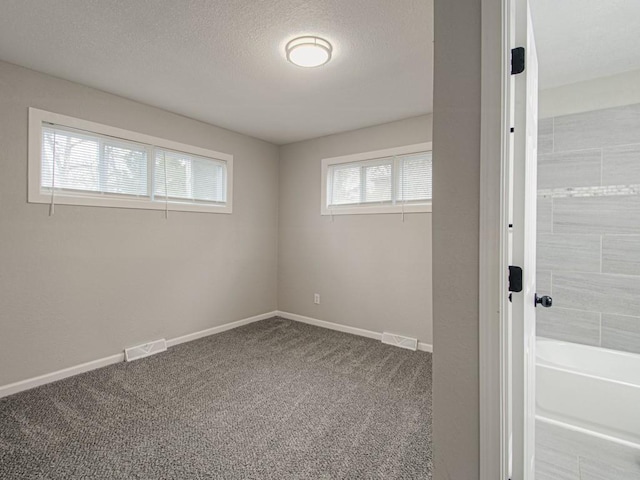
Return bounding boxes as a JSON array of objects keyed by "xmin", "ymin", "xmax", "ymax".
[
  {"xmin": 124, "ymin": 339, "xmax": 167, "ymax": 362},
  {"xmin": 381, "ymin": 332, "xmax": 418, "ymax": 351}
]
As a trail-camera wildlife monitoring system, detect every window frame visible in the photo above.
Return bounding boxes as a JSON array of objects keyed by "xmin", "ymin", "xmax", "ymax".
[
  {"xmin": 28, "ymin": 108, "xmax": 234, "ymax": 214},
  {"xmin": 320, "ymin": 142, "xmax": 433, "ymax": 216}
]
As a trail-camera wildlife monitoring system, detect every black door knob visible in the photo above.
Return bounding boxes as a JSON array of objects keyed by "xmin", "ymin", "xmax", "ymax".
[{"xmin": 535, "ymin": 294, "xmax": 553, "ymax": 308}]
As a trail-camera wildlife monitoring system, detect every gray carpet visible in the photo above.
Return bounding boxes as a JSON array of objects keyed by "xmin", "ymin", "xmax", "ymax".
[{"xmin": 0, "ymin": 317, "xmax": 432, "ymax": 479}]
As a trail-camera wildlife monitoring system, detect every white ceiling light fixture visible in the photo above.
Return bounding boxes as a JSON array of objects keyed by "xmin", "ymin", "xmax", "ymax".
[{"xmin": 286, "ymin": 36, "xmax": 333, "ymax": 68}]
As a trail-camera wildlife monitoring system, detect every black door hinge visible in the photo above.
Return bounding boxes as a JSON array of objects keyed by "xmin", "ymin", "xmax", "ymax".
[
  {"xmin": 508, "ymin": 266, "xmax": 523, "ymax": 293},
  {"xmin": 511, "ymin": 47, "xmax": 525, "ymax": 75}
]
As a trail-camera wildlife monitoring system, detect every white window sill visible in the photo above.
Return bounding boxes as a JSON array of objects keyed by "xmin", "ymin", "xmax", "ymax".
[
  {"xmin": 29, "ymin": 192, "xmax": 232, "ymax": 214},
  {"xmin": 321, "ymin": 203, "xmax": 432, "ymax": 216}
]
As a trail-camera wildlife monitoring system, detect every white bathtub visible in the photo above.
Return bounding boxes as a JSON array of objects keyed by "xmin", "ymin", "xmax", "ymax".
[{"xmin": 536, "ymin": 338, "xmax": 640, "ymax": 448}]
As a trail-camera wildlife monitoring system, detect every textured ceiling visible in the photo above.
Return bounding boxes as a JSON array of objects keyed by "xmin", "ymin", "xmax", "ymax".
[
  {"xmin": 531, "ymin": 0, "xmax": 640, "ymax": 89},
  {"xmin": 0, "ymin": 0, "xmax": 434, "ymax": 145}
]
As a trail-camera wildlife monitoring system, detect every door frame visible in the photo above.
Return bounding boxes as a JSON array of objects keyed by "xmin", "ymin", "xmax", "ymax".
[{"xmin": 479, "ymin": 0, "xmax": 518, "ymax": 478}]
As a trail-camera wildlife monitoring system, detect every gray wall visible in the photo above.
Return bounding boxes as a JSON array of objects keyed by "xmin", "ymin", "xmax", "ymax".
[
  {"xmin": 539, "ymin": 69, "xmax": 640, "ymax": 120},
  {"xmin": 278, "ymin": 115, "xmax": 433, "ymax": 344},
  {"xmin": 0, "ymin": 61, "xmax": 279, "ymax": 386},
  {"xmin": 432, "ymin": 0, "xmax": 481, "ymax": 478},
  {"xmin": 537, "ymin": 103, "xmax": 640, "ymax": 354},
  {"xmin": 0, "ymin": 60, "xmax": 434, "ymax": 389}
]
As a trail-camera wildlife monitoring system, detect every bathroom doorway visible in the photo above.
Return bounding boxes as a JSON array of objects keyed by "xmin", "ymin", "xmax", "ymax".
[{"xmin": 531, "ymin": 1, "xmax": 640, "ymax": 478}]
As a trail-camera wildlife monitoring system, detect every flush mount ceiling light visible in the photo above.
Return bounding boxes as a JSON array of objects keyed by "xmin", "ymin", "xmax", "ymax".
[{"xmin": 285, "ymin": 36, "xmax": 333, "ymax": 68}]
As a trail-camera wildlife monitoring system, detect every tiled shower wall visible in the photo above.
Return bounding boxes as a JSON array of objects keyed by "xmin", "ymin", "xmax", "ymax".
[{"xmin": 536, "ymin": 103, "xmax": 640, "ymax": 354}]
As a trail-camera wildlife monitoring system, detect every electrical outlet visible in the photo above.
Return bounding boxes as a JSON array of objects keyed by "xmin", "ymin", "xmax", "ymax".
[{"xmin": 314, "ymin": 293, "xmax": 320, "ymax": 305}]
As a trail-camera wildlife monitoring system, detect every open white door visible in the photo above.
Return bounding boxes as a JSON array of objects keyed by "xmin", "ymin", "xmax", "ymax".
[
  {"xmin": 508, "ymin": 0, "xmax": 539, "ymax": 478},
  {"xmin": 479, "ymin": 0, "xmax": 544, "ymax": 477}
]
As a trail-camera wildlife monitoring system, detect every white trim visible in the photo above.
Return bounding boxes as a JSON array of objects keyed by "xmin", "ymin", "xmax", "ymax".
[
  {"xmin": 276, "ymin": 310, "xmax": 433, "ymax": 352},
  {"xmin": 0, "ymin": 311, "xmax": 277, "ymax": 399},
  {"xmin": 165, "ymin": 311, "xmax": 277, "ymax": 347},
  {"xmin": 28, "ymin": 108, "xmax": 234, "ymax": 214},
  {"xmin": 323, "ymin": 142, "xmax": 433, "ymax": 165},
  {"xmin": 480, "ymin": 0, "xmax": 511, "ymax": 479},
  {"xmin": 278, "ymin": 310, "xmax": 380, "ymax": 339},
  {"xmin": 0, "ymin": 309, "xmax": 430, "ymax": 400},
  {"xmin": 320, "ymin": 142, "xmax": 433, "ymax": 216},
  {"xmin": 323, "ymin": 203, "xmax": 432, "ymax": 216},
  {"xmin": 0, "ymin": 353, "xmax": 125, "ymax": 399}
]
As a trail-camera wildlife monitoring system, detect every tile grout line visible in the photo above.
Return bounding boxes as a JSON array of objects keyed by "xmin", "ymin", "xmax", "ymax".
[
  {"xmin": 598, "ymin": 233, "xmax": 602, "ymax": 347},
  {"xmin": 542, "ymin": 145, "xmax": 607, "ymax": 156},
  {"xmin": 550, "ymin": 196, "xmax": 554, "ymax": 234},
  {"xmin": 549, "ymin": 118, "xmax": 553, "ymax": 307},
  {"xmin": 599, "ymin": 312, "xmax": 602, "ymax": 346},
  {"xmin": 600, "ymin": 148, "xmax": 603, "ymax": 186},
  {"xmin": 551, "ymin": 117, "xmax": 554, "ymax": 234},
  {"xmin": 600, "ymin": 234, "xmax": 603, "ymax": 274},
  {"xmin": 577, "ymin": 454, "xmax": 583, "ymax": 480}
]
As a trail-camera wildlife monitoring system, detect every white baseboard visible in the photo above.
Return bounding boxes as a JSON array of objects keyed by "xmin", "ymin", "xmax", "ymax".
[
  {"xmin": 0, "ymin": 310, "xmax": 278, "ymax": 399},
  {"xmin": 276, "ymin": 310, "xmax": 433, "ymax": 353},
  {"xmin": 166, "ymin": 311, "xmax": 277, "ymax": 348},
  {"xmin": 0, "ymin": 353, "xmax": 124, "ymax": 399},
  {"xmin": 0, "ymin": 309, "xmax": 431, "ymax": 399},
  {"xmin": 277, "ymin": 310, "xmax": 381, "ymax": 340}
]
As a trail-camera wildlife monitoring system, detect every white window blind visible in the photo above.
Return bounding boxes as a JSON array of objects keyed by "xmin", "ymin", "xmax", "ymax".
[
  {"xmin": 397, "ymin": 152, "xmax": 432, "ymax": 203},
  {"xmin": 154, "ymin": 148, "xmax": 226, "ymax": 204},
  {"xmin": 329, "ymin": 159, "xmax": 394, "ymax": 206},
  {"xmin": 364, "ymin": 162, "xmax": 393, "ymax": 203},
  {"xmin": 326, "ymin": 150, "xmax": 432, "ymax": 211},
  {"xmin": 42, "ymin": 126, "xmax": 148, "ymax": 197},
  {"xmin": 330, "ymin": 163, "xmax": 361, "ymax": 205},
  {"xmin": 31, "ymin": 109, "xmax": 233, "ymax": 214}
]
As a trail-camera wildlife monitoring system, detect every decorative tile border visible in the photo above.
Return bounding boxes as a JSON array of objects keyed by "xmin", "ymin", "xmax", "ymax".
[{"xmin": 538, "ymin": 184, "xmax": 640, "ymax": 199}]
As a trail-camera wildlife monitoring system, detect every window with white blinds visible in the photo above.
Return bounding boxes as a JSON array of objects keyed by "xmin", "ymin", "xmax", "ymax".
[
  {"xmin": 29, "ymin": 108, "xmax": 233, "ymax": 214},
  {"xmin": 322, "ymin": 143, "xmax": 432, "ymax": 215},
  {"xmin": 154, "ymin": 148, "xmax": 226, "ymax": 204},
  {"xmin": 41, "ymin": 126, "xmax": 149, "ymax": 197}
]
